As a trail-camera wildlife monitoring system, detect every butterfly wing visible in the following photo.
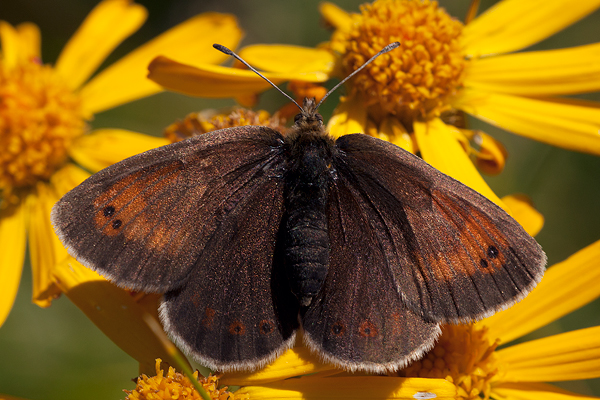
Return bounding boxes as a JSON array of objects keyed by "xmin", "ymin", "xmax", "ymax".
[
  {"xmin": 53, "ymin": 126, "xmax": 300, "ymax": 369},
  {"xmin": 52, "ymin": 126, "xmax": 286, "ymax": 293},
  {"xmin": 160, "ymin": 174, "xmax": 300, "ymax": 371},
  {"xmin": 301, "ymin": 175, "xmax": 440, "ymax": 372},
  {"xmin": 331, "ymin": 133, "xmax": 546, "ymax": 323}
]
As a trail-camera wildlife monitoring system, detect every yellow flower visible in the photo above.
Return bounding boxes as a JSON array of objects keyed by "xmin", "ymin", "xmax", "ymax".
[
  {"xmin": 215, "ymin": 239, "xmax": 600, "ymax": 400},
  {"xmin": 129, "ymin": 355, "xmax": 455, "ymax": 400},
  {"xmin": 147, "ymin": 0, "xmax": 600, "ymax": 228},
  {"xmin": 126, "ymin": 359, "xmax": 246, "ymax": 400},
  {"xmin": 0, "ymin": 0, "xmax": 244, "ymax": 327},
  {"xmin": 268, "ymin": 0, "xmax": 600, "ymax": 172}
]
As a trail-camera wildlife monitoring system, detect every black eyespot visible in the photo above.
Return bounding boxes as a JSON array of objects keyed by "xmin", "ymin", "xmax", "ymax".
[
  {"xmin": 294, "ymin": 114, "xmax": 302, "ymax": 123},
  {"xmin": 480, "ymin": 258, "xmax": 489, "ymax": 268},
  {"xmin": 316, "ymin": 113, "xmax": 323, "ymax": 123},
  {"xmin": 259, "ymin": 320, "xmax": 275, "ymax": 335},
  {"xmin": 228, "ymin": 321, "xmax": 246, "ymax": 335},
  {"xmin": 103, "ymin": 205, "xmax": 115, "ymax": 217},
  {"xmin": 112, "ymin": 220, "xmax": 122, "ymax": 229},
  {"xmin": 487, "ymin": 245, "xmax": 499, "ymax": 259},
  {"xmin": 331, "ymin": 321, "xmax": 345, "ymax": 336},
  {"xmin": 359, "ymin": 321, "xmax": 378, "ymax": 337}
]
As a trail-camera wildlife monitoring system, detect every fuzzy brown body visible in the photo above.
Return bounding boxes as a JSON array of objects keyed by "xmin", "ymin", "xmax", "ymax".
[{"xmin": 282, "ymin": 109, "xmax": 336, "ymax": 306}]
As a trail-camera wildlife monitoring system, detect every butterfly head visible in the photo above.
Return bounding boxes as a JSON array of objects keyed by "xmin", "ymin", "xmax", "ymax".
[{"xmin": 291, "ymin": 98, "xmax": 324, "ymax": 135}]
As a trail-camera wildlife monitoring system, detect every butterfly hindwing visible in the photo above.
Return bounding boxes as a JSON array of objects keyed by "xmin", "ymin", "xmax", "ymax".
[
  {"xmin": 332, "ymin": 133, "xmax": 546, "ymax": 323},
  {"xmin": 301, "ymin": 175, "xmax": 440, "ymax": 372},
  {"xmin": 52, "ymin": 126, "xmax": 286, "ymax": 293},
  {"xmin": 160, "ymin": 175, "xmax": 300, "ymax": 371}
]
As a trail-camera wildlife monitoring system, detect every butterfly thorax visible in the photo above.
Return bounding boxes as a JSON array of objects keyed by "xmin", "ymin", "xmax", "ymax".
[{"xmin": 282, "ymin": 99, "xmax": 336, "ymax": 307}]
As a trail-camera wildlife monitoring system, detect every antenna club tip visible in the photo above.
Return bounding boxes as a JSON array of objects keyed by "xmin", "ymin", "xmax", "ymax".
[
  {"xmin": 384, "ymin": 42, "xmax": 401, "ymax": 52},
  {"xmin": 213, "ymin": 43, "xmax": 233, "ymax": 55}
]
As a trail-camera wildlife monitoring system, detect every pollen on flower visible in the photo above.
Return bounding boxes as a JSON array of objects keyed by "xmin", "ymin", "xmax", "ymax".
[
  {"xmin": 0, "ymin": 59, "xmax": 87, "ymax": 194},
  {"xmin": 398, "ymin": 325, "xmax": 500, "ymax": 400},
  {"xmin": 330, "ymin": 0, "xmax": 466, "ymax": 129},
  {"xmin": 164, "ymin": 108, "xmax": 287, "ymax": 142},
  {"xmin": 125, "ymin": 359, "xmax": 248, "ymax": 400}
]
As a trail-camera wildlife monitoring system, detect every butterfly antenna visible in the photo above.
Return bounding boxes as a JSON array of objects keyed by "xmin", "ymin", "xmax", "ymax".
[
  {"xmin": 213, "ymin": 44, "xmax": 304, "ymax": 112},
  {"xmin": 316, "ymin": 42, "xmax": 400, "ymax": 109}
]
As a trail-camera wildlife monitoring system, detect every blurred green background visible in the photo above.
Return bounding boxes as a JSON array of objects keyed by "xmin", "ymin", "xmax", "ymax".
[{"xmin": 0, "ymin": 0, "xmax": 599, "ymax": 399}]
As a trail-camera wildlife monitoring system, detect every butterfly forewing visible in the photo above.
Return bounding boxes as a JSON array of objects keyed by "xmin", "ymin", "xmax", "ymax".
[
  {"xmin": 302, "ymin": 174, "xmax": 440, "ymax": 372},
  {"xmin": 52, "ymin": 126, "xmax": 286, "ymax": 293},
  {"xmin": 333, "ymin": 134, "xmax": 546, "ymax": 323}
]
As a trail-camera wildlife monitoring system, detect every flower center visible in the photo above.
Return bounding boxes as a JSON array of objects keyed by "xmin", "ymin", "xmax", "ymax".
[
  {"xmin": 398, "ymin": 324, "xmax": 500, "ymax": 400},
  {"xmin": 164, "ymin": 108, "xmax": 287, "ymax": 142},
  {"xmin": 331, "ymin": 0, "xmax": 466, "ymax": 128},
  {"xmin": 0, "ymin": 59, "xmax": 86, "ymax": 196}
]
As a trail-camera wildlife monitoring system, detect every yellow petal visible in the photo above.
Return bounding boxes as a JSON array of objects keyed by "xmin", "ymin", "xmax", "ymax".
[
  {"xmin": 319, "ymin": 2, "xmax": 354, "ymax": 31},
  {"xmin": 69, "ymin": 129, "xmax": 169, "ymax": 173},
  {"xmin": 26, "ymin": 182, "xmax": 65, "ymax": 308},
  {"xmin": 413, "ymin": 118, "xmax": 505, "ymax": 209},
  {"xmin": 147, "ymin": 56, "xmax": 328, "ymax": 98},
  {"xmin": 238, "ymin": 44, "xmax": 336, "ymax": 74},
  {"xmin": 497, "ymin": 325, "xmax": 600, "ymax": 381},
  {"xmin": 0, "ymin": 21, "xmax": 19, "ymax": 67},
  {"xmin": 0, "ymin": 200, "xmax": 27, "ymax": 327},
  {"xmin": 26, "ymin": 164, "xmax": 90, "ymax": 308},
  {"xmin": 379, "ymin": 116, "xmax": 417, "ymax": 153},
  {"xmin": 462, "ymin": 0, "xmax": 600, "ymax": 57},
  {"xmin": 79, "ymin": 13, "xmax": 243, "ymax": 114},
  {"xmin": 55, "ymin": 0, "xmax": 147, "ymax": 90},
  {"xmin": 464, "ymin": 0, "xmax": 481, "ymax": 24},
  {"xmin": 50, "ymin": 163, "xmax": 91, "ymax": 197},
  {"xmin": 464, "ymin": 42, "xmax": 600, "ymax": 95},
  {"xmin": 221, "ymin": 343, "xmax": 335, "ymax": 386},
  {"xmin": 501, "ymin": 194, "xmax": 544, "ymax": 237},
  {"xmin": 452, "ymin": 89, "xmax": 600, "ymax": 155},
  {"xmin": 458, "ymin": 129, "xmax": 507, "ymax": 175},
  {"xmin": 238, "ymin": 376, "xmax": 456, "ymax": 400},
  {"xmin": 16, "ymin": 22, "xmax": 41, "ymax": 61},
  {"xmin": 493, "ymin": 382, "xmax": 600, "ymax": 400},
  {"xmin": 327, "ymin": 96, "xmax": 368, "ymax": 138},
  {"xmin": 52, "ymin": 257, "xmax": 187, "ymax": 372},
  {"xmin": 0, "ymin": 21, "xmax": 41, "ymax": 65},
  {"xmin": 481, "ymin": 239, "xmax": 600, "ymax": 343}
]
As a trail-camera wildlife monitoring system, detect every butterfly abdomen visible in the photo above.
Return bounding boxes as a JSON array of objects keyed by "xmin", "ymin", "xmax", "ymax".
[{"xmin": 283, "ymin": 135, "xmax": 335, "ymax": 306}]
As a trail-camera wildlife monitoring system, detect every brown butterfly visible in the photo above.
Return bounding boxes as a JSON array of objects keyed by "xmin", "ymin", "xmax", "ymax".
[{"xmin": 51, "ymin": 43, "xmax": 546, "ymax": 373}]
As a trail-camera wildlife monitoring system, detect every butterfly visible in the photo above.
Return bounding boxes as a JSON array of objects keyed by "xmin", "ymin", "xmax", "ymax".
[{"xmin": 51, "ymin": 43, "xmax": 546, "ymax": 373}]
